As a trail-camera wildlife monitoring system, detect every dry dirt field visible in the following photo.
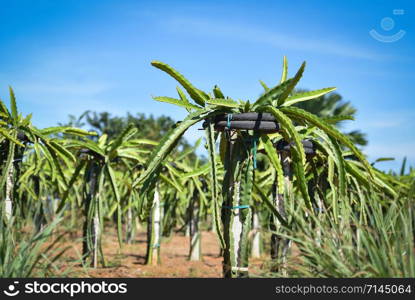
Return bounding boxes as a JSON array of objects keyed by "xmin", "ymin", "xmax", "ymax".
[{"xmin": 52, "ymin": 229, "xmax": 267, "ymax": 278}]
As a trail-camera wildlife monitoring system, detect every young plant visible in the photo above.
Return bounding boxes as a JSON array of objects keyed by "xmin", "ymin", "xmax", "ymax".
[
  {"xmin": 0, "ymin": 87, "xmax": 95, "ymax": 224},
  {"xmin": 60, "ymin": 127, "xmax": 152, "ymax": 267}
]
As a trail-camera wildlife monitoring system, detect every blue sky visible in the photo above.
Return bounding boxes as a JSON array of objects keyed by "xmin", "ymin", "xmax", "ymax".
[{"xmin": 0, "ymin": 0, "xmax": 414, "ymax": 171}]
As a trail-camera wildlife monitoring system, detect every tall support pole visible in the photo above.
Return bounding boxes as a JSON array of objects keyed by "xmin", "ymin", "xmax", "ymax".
[
  {"xmin": 91, "ymin": 204, "xmax": 100, "ymax": 268},
  {"xmin": 250, "ymin": 207, "xmax": 261, "ymax": 258},
  {"xmin": 189, "ymin": 190, "xmax": 201, "ymax": 261},
  {"xmin": 146, "ymin": 186, "xmax": 161, "ymax": 265},
  {"xmin": 270, "ymin": 152, "xmax": 292, "ymax": 276},
  {"xmin": 3, "ymin": 138, "xmax": 26, "ymax": 224},
  {"xmin": 222, "ymin": 130, "xmax": 253, "ymax": 278},
  {"xmin": 82, "ymin": 161, "xmax": 99, "ymax": 267},
  {"xmin": 125, "ymin": 202, "xmax": 134, "ymax": 244},
  {"xmin": 4, "ymin": 162, "xmax": 14, "ymax": 221}
]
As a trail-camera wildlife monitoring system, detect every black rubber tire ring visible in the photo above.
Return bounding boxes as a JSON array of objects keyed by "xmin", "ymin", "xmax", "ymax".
[
  {"xmin": 214, "ymin": 120, "xmax": 279, "ymax": 132},
  {"xmin": 214, "ymin": 112, "xmax": 276, "ymax": 122},
  {"xmin": 276, "ymin": 140, "xmax": 316, "ymax": 155}
]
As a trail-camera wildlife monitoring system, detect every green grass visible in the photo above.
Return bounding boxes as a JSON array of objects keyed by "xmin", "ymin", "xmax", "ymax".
[
  {"xmin": 0, "ymin": 217, "xmax": 67, "ymax": 277},
  {"xmin": 265, "ymin": 191, "xmax": 415, "ymax": 277}
]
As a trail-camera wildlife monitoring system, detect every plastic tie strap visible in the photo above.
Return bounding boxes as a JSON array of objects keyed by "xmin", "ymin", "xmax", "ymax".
[
  {"xmin": 224, "ymin": 264, "xmax": 249, "ymax": 273},
  {"xmin": 223, "ymin": 205, "xmax": 250, "ymax": 210},
  {"xmin": 231, "ymin": 266, "xmax": 249, "ymax": 272},
  {"xmin": 253, "ymin": 134, "xmax": 259, "ymax": 169},
  {"xmin": 226, "ymin": 113, "xmax": 233, "ymax": 129}
]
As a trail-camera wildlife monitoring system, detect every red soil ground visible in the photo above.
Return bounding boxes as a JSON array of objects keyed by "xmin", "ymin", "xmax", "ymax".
[{"xmin": 54, "ymin": 229, "xmax": 266, "ymax": 278}]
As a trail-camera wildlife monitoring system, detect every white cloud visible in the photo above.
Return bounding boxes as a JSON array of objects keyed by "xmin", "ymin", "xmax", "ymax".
[{"xmin": 164, "ymin": 17, "xmax": 383, "ymax": 60}]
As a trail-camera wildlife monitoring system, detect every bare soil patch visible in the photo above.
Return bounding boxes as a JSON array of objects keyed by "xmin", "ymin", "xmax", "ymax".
[{"xmin": 52, "ymin": 229, "xmax": 267, "ymax": 278}]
